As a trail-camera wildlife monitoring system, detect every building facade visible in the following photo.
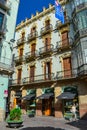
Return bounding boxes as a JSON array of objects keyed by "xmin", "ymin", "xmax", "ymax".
[
  {"xmin": 10, "ymin": 0, "xmax": 87, "ymax": 120},
  {"xmin": 0, "ymin": 0, "xmax": 19, "ymax": 121}
]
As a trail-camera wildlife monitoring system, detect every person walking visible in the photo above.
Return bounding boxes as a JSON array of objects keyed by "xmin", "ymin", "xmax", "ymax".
[{"xmin": 70, "ymin": 103, "xmax": 77, "ymax": 121}]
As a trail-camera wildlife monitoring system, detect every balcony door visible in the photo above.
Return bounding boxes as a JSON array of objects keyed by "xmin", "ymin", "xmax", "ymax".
[
  {"xmin": 21, "ymin": 32, "xmax": 25, "ymax": 40},
  {"xmin": 19, "ymin": 48, "xmax": 23, "ymax": 56},
  {"xmin": 17, "ymin": 69, "xmax": 22, "ymax": 84},
  {"xmin": 44, "ymin": 62, "xmax": 51, "ymax": 80},
  {"xmin": 30, "ymin": 66, "xmax": 35, "ymax": 82},
  {"xmin": 63, "ymin": 57, "xmax": 72, "ymax": 78},
  {"xmin": 61, "ymin": 32, "xmax": 69, "ymax": 46},
  {"xmin": 31, "ymin": 43, "xmax": 36, "ymax": 56},
  {"xmin": 45, "ymin": 38, "xmax": 51, "ymax": 51}
]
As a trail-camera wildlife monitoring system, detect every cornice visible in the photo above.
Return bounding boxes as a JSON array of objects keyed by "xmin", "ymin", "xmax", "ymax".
[{"xmin": 16, "ymin": 4, "xmax": 54, "ymax": 31}]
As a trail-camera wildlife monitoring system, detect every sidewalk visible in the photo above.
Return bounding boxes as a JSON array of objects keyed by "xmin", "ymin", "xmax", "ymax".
[{"xmin": 0, "ymin": 115, "xmax": 87, "ymax": 130}]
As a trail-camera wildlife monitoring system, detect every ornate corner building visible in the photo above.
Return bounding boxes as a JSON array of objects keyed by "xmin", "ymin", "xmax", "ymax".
[
  {"xmin": 10, "ymin": 0, "xmax": 87, "ymax": 120},
  {"xmin": 0, "ymin": 0, "xmax": 19, "ymax": 121}
]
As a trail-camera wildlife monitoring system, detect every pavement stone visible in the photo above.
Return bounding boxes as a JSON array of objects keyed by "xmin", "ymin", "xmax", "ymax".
[{"xmin": 0, "ymin": 115, "xmax": 87, "ymax": 130}]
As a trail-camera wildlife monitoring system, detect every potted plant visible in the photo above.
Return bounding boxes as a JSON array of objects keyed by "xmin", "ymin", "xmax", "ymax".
[{"xmin": 6, "ymin": 108, "xmax": 23, "ymax": 128}]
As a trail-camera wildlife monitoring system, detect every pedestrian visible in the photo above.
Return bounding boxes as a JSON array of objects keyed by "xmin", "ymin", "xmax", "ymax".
[{"xmin": 70, "ymin": 103, "xmax": 77, "ymax": 121}]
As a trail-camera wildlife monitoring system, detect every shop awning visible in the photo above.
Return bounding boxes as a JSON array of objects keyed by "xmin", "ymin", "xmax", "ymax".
[
  {"xmin": 21, "ymin": 94, "xmax": 35, "ymax": 100},
  {"xmin": 56, "ymin": 92, "xmax": 76, "ymax": 100},
  {"xmin": 36, "ymin": 93, "xmax": 54, "ymax": 99}
]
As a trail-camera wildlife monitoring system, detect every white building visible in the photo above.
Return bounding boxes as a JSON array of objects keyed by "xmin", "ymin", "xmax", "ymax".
[
  {"xmin": 0, "ymin": 0, "xmax": 19, "ymax": 121},
  {"xmin": 11, "ymin": 1, "xmax": 87, "ymax": 120}
]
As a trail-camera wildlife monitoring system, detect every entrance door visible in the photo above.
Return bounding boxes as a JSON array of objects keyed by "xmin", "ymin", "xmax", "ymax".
[
  {"xmin": 42, "ymin": 99, "xmax": 52, "ymax": 116},
  {"xmin": 63, "ymin": 57, "xmax": 72, "ymax": 78}
]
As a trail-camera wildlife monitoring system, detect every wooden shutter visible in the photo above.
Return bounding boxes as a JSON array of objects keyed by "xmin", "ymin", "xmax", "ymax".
[
  {"xmin": 45, "ymin": 38, "xmax": 51, "ymax": 50},
  {"xmin": 61, "ymin": 32, "xmax": 69, "ymax": 46},
  {"xmin": 30, "ymin": 66, "xmax": 35, "ymax": 82},
  {"xmin": 63, "ymin": 57, "xmax": 71, "ymax": 77},
  {"xmin": 44, "ymin": 62, "xmax": 51, "ymax": 80},
  {"xmin": 31, "ymin": 43, "xmax": 36, "ymax": 55},
  {"xmin": 19, "ymin": 48, "xmax": 23, "ymax": 56},
  {"xmin": 17, "ymin": 69, "xmax": 22, "ymax": 84}
]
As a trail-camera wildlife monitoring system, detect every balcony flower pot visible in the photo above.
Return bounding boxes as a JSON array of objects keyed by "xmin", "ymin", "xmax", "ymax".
[{"xmin": 6, "ymin": 108, "xmax": 23, "ymax": 128}]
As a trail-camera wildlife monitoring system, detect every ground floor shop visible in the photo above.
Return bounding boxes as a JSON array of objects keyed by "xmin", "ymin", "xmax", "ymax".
[{"xmin": 10, "ymin": 80, "xmax": 87, "ymax": 120}]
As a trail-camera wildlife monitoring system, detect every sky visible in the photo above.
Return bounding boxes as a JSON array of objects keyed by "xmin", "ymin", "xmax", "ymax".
[{"xmin": 16, "ymin": 0, "xmax": 54, "ymax": 25}]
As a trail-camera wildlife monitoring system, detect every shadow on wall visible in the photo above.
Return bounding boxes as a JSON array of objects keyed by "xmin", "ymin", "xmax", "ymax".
[
  {"xmin": 66, "ymin": 113, "xmax": 87, "ymax": 130},
  {"xmin": 20, "ymin": 127, "xmax": 65, "ymax": 130}
]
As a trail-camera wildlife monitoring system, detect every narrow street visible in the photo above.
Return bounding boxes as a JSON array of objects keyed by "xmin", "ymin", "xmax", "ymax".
[{"xmin": 0, "ymin": 115, "xmax": 87, "ymax": 130}]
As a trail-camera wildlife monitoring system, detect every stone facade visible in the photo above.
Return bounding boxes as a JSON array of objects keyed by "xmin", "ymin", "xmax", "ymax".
[{"xmin": 10, "ymin": 0, "xmax": 87, "ymax": 120}]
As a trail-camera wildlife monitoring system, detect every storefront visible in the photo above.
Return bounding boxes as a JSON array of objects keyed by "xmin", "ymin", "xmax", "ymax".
[
  {"xmin": 21, "ymin": 89, "xmax": 36, "ymax": 116},
  {"xmin": 56, "ymin": 86, "xmax": 79, "ymax": 120},
  {"xmin": 37, "ymin": 87, "xmax": 54, "ymax": 116}
]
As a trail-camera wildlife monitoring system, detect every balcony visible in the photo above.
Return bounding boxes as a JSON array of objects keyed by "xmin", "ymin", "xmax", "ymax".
[
  {"xmin": 39, "ymin": 44, "xmax": 54, "ymax": 57},
  {"xmin": 56, "ymin": 69, "xmax": 77, "ymax": 80},
  {"xmin": 78, "ymin": 64, "xmax": 87, "ymax": 76},
  {"xmin": 74, "ymin": 28, "xmax": 87, "ymax": 41},
  {"xmin": 10, "ymin": 79, "xmax": 22, "ymax": 86},
  {"xmin": 72, "ymin": 2, "xmax": 87, "ymax": 16},
  {"xmin": 0, "ymin": 0, "xmax": 11, "ymax": 11},
  {"xmin": 56, "ymin": 16, "xmax": 70, "ymax": 29},
  {"xmin": 14, "ymin": 56, "xmax": 24, "ymax": 65},
  {"xmin": 22, "ymin": 73, "xmax": 54, "ymax": 85},
  {"xmin": 56, "ymin": 38, "xmax": 72, "ymax": 52},
  {"xmin": 17, "ymin": 37, "xmax": 26, "ymax": 46},
  {"xmin": 40, "ymin": 24, "xmax": 53, "ymax": 36},
  {"xmin": 0, "ymin": 57, "xmax": 13, "ymax": 75},
  {"xmin": 25, "ymin": 51, "xmax": 38, "ymax": 62},
  {"xmin": 27, "ymin": 31, "xmax": 38, "ymax": 42}
]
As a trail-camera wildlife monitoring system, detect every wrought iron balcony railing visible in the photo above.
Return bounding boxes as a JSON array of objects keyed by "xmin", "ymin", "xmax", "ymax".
[
  {"xmin": 72, "ymin": 2, "xmax": 87, "ymax": 16},
  {"xmin": 56, "ymin": 38, "xmax": 72, "ymax": 51},
  {"xmin": 10, "ymin": 79, "xmax": 22, "ymax": 86},
  {"xmin": 17, "ymin": 37, "xmax": 26, "ymax": 46},
  {"xmin": 23, "ymin": 73, "xmax": 54, "ymax": 84},
  {"xmin": 56, "ymin": 69, "xmax": 77, "ymax": 80},
  {"xmin": 40, "ymin": 24, "xmax": 53, "ymax": 36},
  {"xmin": 27, "ymin": 31, "xmax": 38, "ymax": 41},
  {"xmin": 39, "ymin": 44, "xmax": 54, "ymax": 55},
  {"xmin": 25, "ymin": 51, "xmax": 38, "ymax": 62},
  {"xmin": 74, "ymin": 28, "xmax": 87, "ymax": 41},
  {"xmin": 78, "ymin": 64, "xmax": 87, "ymax": 76},
  {"xmin": 10, "ymin": 73, "xmax": 54, "ymax": 86},
  {"xmin": 14, "ymin": 56, "xmax": 24, "ymax": 65},
  {"xmin": 0, "ymin": 0, "xmax": 11, "ymax": 10},
  {"xmin": 56, "ymin": 16, "xmax": 70, "ymax": 29}
]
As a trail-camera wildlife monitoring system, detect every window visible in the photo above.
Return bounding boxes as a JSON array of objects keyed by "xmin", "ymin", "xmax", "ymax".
[{"xmin": 0, "ymin": 13, "xmax": 4, "ymax": 29}]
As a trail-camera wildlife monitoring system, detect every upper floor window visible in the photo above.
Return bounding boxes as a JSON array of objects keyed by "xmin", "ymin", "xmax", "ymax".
[{"xmin": 0, "ymin": 13, "xmax": 4, "ymax": 29}]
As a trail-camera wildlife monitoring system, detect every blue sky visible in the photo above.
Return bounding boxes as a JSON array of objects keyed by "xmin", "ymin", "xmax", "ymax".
[{"xmin": 16, "ymin": 0, "xmax": 54, "ymax": 25}]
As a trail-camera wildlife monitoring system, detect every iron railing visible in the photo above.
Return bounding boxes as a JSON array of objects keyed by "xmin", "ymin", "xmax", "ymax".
[
  {"xmin": 25, "ymin": 51, "xmax": 38, "ymax": 61},
  {"xmin": 56, "ymin": 16, "xmax": 70, "ymax": 28},
  {"xmin": 56, "ymin": 38, "xmax": 73, "ymax": 51},
  {"xmin": 74, "ymin": 28, "xmax": 87, "ymax": 41},
  {"xmin": 27, "ymin": 31, "xmax": 38, "ymax": 41},
  {"xmin": 72, "ymin": 2, "xmax": 87, "ymax": 16},
  {"xmin": 10, "ymin": 73, "xmax": 54, "ymax": 86},
  {"xmin": 40, "ymin": 24, "xmax": 53, "ymax": 35},
  {"xmin": 17, "ymin": 37, "xmax": 26, "ymax": 46},
  {"xmin": 39, "ymin": 44, "xmax": 54, "ymax": 54},
  {"xmin": 56, "ymin": 69, "xmax": 77, "ymax": 80},
  {"xmin": 78, "ymin": 64, "xmax": 87, "ymax": 76},
  {"xmin": 14, "ymin": 56, "xmax": 24, "ymax": 63}
]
